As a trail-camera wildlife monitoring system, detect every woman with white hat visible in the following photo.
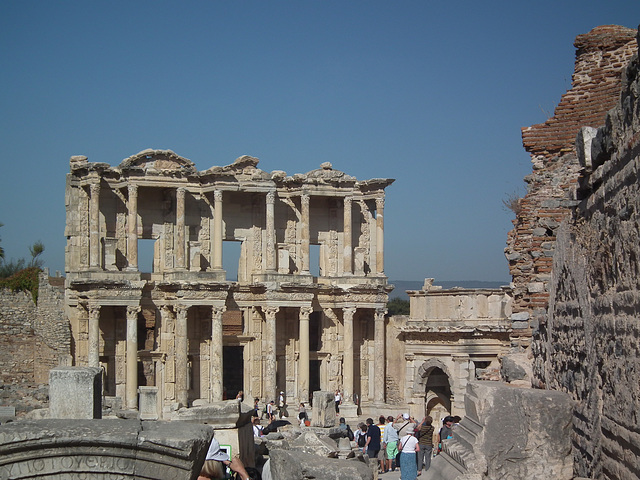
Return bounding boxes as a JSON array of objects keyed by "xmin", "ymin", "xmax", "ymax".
[{"xmin": 397, "ymin": 425, "xmax": 420, "ymax": 479}]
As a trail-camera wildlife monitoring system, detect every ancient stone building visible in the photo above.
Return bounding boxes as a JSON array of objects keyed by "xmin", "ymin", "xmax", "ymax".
[
  {"xmin": 386, "ymin": 279, "xmax": 512, "ymax": 422},
  {"xmin": 64, "ymin": 150, "xmax": 393, "ymax": 417},
  {"xmin": 504, "ymin": 25, "xmax": 638, "ymax": 356}
]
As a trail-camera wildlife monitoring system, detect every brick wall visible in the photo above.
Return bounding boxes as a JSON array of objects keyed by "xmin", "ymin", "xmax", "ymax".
[
  {"xmin": 505, "ymin": 25, "xmax": 637, "ymax": 351},
  {"xmin": 540, "ymin": 26, "xmax": 640, "ymax": 477}
]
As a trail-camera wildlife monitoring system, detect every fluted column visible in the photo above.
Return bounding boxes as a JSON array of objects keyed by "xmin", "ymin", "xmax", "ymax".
[
  {"xmin": 266, "ymin": 190, "xmax": 276, "ymax": 272},
  {"xmin": 343, "ymin": 306, "xmax": 356, "ymax": 403},
  {"xmin": 210, "ymin": 305, "xmax": 227, "ymax": 401},
  {"xmin": 376, "ymin": 197, "xmax": 385, "ymax": 274},
  {"xmin": 176, "ymin": 187, "xmax": 186, "ymax": 269},
  {"xmin": 125, "ymin": 184, "xmax": 138, "ymax": 270},
  {"xmin": 126, "ymin": 305, "xmax": 140, "ymax": 409},
  {"xmin": 299, "ymin": 306, "xmax": 313, "ymax": 403},
  {"xmin": 89, "ymin": 183, "xmax": 100, "ymax": 268},
  {"xmin": 176, "ymin": 304, "xmax": 189, "ymax": 407},
  {"xmin": 88, "ymin": 305, "xmax": 101, "ymax": 368},
  {"xmin": 343, "ymin": 196, "xmax": 352, "ymax": 275},
  {"xmin": 301, "ymin": 194, "xmax": 310, "ymax": 274},
  {"xmin": 213, "ymin": 190, "xmax": 223, "ymax": 271},
  {"xmin": 264, "ymin": 306, "xmax": 279, "ymax": 401},
  {"xmin": 374, "ymin": 308, "xmax": 386, "ymax": 403}
]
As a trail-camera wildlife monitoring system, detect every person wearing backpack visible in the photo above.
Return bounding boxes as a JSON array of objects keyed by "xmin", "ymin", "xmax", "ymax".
[{"xmin": 355, "ymin": 423, "xmax": 367, "ymax": 451}]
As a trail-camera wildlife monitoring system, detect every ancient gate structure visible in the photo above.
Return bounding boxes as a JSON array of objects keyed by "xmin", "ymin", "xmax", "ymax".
[{"xmin": 64, "ymin": 150, "xmax": 393, "ymax": 416}]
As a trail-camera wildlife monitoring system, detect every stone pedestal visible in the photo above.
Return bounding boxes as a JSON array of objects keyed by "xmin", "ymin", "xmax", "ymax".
[
  {"xmin": 338, "ymin": 402, "xmax": 358, "ymax": 420},
  {"xmin": 311, "ymin": 391, "xmax": 336, "ymax": 427},
  {"xmin": 49, "ymin": 367, "xmax": 102, "ymax": 419},
  {"xmin": 139, "ymin": 386, "xmax": 159, "ymax": 420}
]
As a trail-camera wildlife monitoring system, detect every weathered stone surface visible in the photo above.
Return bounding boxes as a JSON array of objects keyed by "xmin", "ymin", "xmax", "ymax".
[
  {"xmin": 311, "ymin": 391, "xmax": 336, "ymax": 427},
  {"xmin": 536, "ymin": 28, "xmax": 640, "ymax": 479},
  {"xmin": 49, "ymin": 366, "xmax": 102, "ymax": 419},
  {"xmin": 0, "ymin": 419, "xmax": 212, "ymax": 479},
  {"xmin": 266, "ymin": 448, "xmax": 372, "ymax": 480},
  {"xmin": 425, "ymin": 381, "xmax": 574, "ymax": 480}
]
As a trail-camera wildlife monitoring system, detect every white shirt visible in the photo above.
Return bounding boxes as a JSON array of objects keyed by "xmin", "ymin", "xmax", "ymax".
[{"xmin": 399, "ymin": 435, "xmax": 419, "ymax": 454}]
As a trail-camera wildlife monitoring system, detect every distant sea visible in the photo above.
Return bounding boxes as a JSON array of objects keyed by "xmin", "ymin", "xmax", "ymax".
[{"xmin": 388, "ymin": 280, "xmax": 510, "ymax": 301}]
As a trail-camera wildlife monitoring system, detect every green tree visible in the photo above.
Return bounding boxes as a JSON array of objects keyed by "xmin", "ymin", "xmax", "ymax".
[
  {"xmin": 387, "ymin": 297, "xmax": 410, "ymax": 316},
  {"xmin": 28, "ymin": 241, "xmax": 45, "ymax": 268}
]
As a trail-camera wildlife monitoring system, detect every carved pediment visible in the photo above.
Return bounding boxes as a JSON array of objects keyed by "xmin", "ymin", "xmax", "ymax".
[{"xmin": 119, "ymin": 149, "xmax": 196, "ymax": 172}]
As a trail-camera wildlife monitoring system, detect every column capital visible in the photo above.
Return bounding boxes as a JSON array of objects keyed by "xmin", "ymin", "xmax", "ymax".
[
  {"xmin": 127, "ymin": 305, "xmax": 141, "ymax": 317},
  {"xmin": 263, "ymin": 306, "xmax": 280, "ymax": 318},
  {"xmin": 90, "ymin": 182, "xmax": 100, "ymax": 196},
  {"xmin": 128, "ymin": 183, "xmax": 138, "ymax": 196},
  {"xmin": 176, "ymin": 186, "xmax": 185, "ymax": 199},
  {"xmin": 301, "ymin": 193, "xmax": 310, "ymax": 207},
  {"xmin": 214, "ymin": 189, "xmax": 223, "ymax": 202},
  {"xmin": 88, "ymin": 304, "xmax": 101, "ymax": 317},
  {"xmin": 212, "ymin": 305, "xmax": 227, "ymax": 317},
  {"xmin": 344, "ymin": 196, "xmax": 352, "ymax": 207},
  {"xmin": 343, "ymin": 306, "xmax": 357, "ymax": 319},
  {"xmin": 375, "ymin": 307, "xmax": 388, "ymax": 319},
  {"xmin": 376, "ymin": 196, "xmax": 385, "ymax": 210},
  {"xmin": 176, "ymin": 304, "xmax": 190, "ymax": 319},
  {"xmin": 266, "ymin": 190, "xmax": 276, "ymax": 204},
  {"xmin": 299, "ymin": 306, "xmax": 313, "ymax": 319}
]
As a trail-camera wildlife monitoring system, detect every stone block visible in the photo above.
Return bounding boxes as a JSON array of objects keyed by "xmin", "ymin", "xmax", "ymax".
[
  {"xmin": 49, "ymin": 367, "xmax": 102, "ymax": 419},
  {"xmin": 311, "ymin": 391, "xmax": 336, "ymax": 427},
  {"xmin": 139, "ymin": 386, "xmax": 159, "ymax": 420},
  {"xmin": 426, "ymin": 381, "xmax": 574, "ymax": 480},
  {"xmin": 0, "ymin": 419, "xmax": 212, "ymax": 479}
]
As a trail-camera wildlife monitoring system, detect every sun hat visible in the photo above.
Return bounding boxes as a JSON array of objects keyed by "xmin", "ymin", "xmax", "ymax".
[
  {"xmin": 205, "ymin": 438, "xmax": 230, "ymax": 462},
  {"xmin": 402, "ymin": 413, "xmax": 410, "ymax": 420}
]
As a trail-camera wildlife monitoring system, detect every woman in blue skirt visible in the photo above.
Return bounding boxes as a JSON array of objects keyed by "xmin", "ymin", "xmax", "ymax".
[{"xmin": 398, "ymin": 425, "xmax": 420, "ymax": 479}]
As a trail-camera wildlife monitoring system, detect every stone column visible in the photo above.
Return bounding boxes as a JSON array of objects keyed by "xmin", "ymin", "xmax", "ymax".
[
  {"xmin": 210, "ymin": 305, "xmax": 226, "ymax": 401},
  {"xmin": 342, "ymin": 306, "xmax": 356, "ymax": 403},
  {"xmin": 88, "ymin": 305, "xmax": 101, "ymax": 368},
  {"xmin": 89, "ymin": 182, "xmax": 100, "ymax": 268},
  {"xmin": 266, "ymin": 190, "xmax": 276, "ymax": 272},
  {"xmin": 126, "ymin": 305, "xmax": 140, "ymax": 410},
  {"xmin": 176, "ymin": 305, "xmax": 189, "ymax": 407},
  {"xmin": 298, "ymin": 306, "xmax": 313, "ymax": 403},
  {"xmin": 374, "ymin": 308, "xmax": 386, "ymax": 404},
  {"xmin": 213, "ymin": 190, "xmax": 223, "ymax": 271},
  {"xmin": 126, "ymin": 184, "xmax": 138, "ymax": 270},
  {"xmin": 376, "ymin": 196, "xmax": 385, "ymax": 275},
  {"xmin": 343, "ymin": 196, "xmax": 352, "ymax": 275},
  {"xmin": 176, "ymin": 187, "xmax": 186, "ymax": 269},
  {"xmin": 263, "ymin": 306, "xmax": 279, "ymax": 402},
  {"xmin": 301, "ymin": 194, "xmax": 310, "ymax": 275}
]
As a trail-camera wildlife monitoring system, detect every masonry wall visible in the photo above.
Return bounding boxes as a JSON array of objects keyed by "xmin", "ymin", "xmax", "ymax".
[
  {"xmin": 538, "ymin": 29, "xmax": 640, "ymax": 479},
  {"xmin": 0, "ymin": 272, "xmax": 70, "ymax": 415},
  {"xmin": 505, "ymin": 25, "xmax": 637, "ymax": 354}
]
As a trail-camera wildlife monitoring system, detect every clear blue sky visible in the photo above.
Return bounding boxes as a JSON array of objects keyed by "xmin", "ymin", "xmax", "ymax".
[{"xmin": 0, "ymin": 1, "xmax": 636, "ymax": 282}]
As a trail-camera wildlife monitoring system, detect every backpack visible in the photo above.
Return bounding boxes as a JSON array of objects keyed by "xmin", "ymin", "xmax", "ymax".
[
  {"xmin": 357, "ymin": 432, "xmax": 366, "ymax": 447},
  {"xmin": 346, "ymin": 425, "xmax": 354, "ymax": 441}
]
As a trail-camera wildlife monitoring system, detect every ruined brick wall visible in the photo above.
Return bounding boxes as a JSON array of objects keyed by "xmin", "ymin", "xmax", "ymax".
[
  {"xmin": 538, "ymin": 29, "xmax": 640, "ymax": 479},
  {"xmin": 505, "ymin": 25, "xmax": 637, "ymax": 352},
  {"xmin": 0, "ymin": 273, "xmax": 70, "ymax": 415}
]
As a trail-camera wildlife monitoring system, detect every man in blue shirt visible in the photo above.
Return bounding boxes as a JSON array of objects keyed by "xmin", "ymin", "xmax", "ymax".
[{"xmin": 365, "ymin": 417, "xmax": 381, "ymax": 461}]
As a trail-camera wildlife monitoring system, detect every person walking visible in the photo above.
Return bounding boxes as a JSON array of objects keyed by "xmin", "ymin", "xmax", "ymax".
[{"xmin": 398, "ymin": 425, "xmax": 420, "ymax": 480}]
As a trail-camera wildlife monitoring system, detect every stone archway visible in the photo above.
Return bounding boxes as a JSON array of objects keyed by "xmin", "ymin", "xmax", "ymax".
[{"xmin": 415, "ymin": 359, "xmax": 453, "ymax": 419}]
